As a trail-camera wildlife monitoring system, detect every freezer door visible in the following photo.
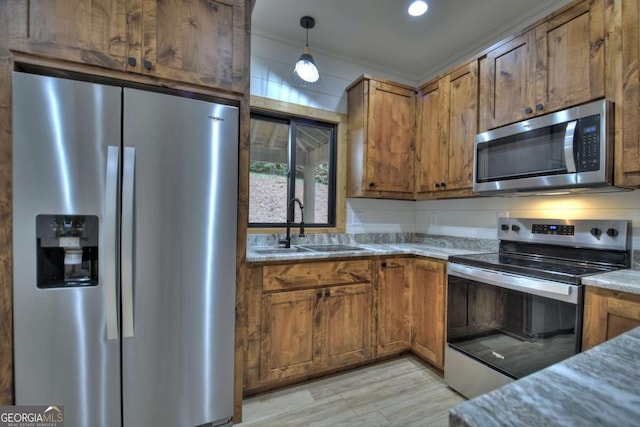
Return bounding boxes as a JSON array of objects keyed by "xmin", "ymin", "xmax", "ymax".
[
  {"xmin": 12, "ymin": 72, "xmax": 123, "ymax": 427},
  {"xmin": 122, "ymin": 88, "xmax": 238, "ymax": 427}
]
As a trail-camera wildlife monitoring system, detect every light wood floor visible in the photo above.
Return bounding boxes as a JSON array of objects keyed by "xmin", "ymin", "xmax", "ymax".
[{"xmin": 238, "ymin": 355, "xmax": 465, "ymax": 426}]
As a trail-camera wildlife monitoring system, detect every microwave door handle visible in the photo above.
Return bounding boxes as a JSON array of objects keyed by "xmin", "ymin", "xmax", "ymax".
[{"xmin": 564, "ymin": 120, "xmax": 578, "ymax": 173}]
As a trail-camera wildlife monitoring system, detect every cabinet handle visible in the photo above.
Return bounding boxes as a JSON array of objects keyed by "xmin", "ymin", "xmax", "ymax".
[
  {"xmin": 317, "ymin": 291, "xmax": 322, "ymax": 299},
  {"xmin": 325, "ymin": 290, "xmax": 331, "ymax": 297},
  {"xmin": 127, "ymin": 57, "xmax": 137, "ymax": 67},
  {"xmin": 525, "ymin": 107, "xmax": 533, "ymax": 114},
  {"xmin": 381, "ymin": 262, "xmax": 387, "ymax": 268},
  {"xmin": 440, "ymin": 182, "xmax": 446, "ymax": 188},
  {"xmin": 143, "ymin": 60, "xmax": 153, "ymax": 70},
  {"xmin": 536, "ymin": 103, "xmax": 544, "ymax": 111}
]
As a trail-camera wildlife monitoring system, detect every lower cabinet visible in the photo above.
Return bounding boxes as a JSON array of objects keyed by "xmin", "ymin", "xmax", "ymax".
[
  {"xmin": 411, "ymin": 258, "xmax": 447, "ymax": 369},
  {"xmin": 376, "ymin": 258, "xmax": 411, "ymax": 356},
  {"xmin": 582, "ymin": 286, "xmax": 640, "ymax": 350},
  {"xmin": 244, "ymin": 256, "xmax": 448, "ymax": 394},
  {"xmin": 251, "ymin": 260, "xmax": 373, "ymax": 388}
]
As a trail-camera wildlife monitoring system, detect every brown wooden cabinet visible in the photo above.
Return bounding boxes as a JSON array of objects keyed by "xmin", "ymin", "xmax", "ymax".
[
  {"xmin": 8, "ymin": 0, "xmax": 130, "ymax": 70},
  {"xmin": 376, "ymin": 258, "xmax": 411, "ymax": 356},
  {"xmin": 250, "ymin": 260, "xmax": 373, "ymax": 388},
  {"xmin": 582, "ymin": 286, "xmax": 640, "ymax": 351},
  {"xmin": 8, "ymin": 0, "xmax": 247, "ymax": 93},
  {"xmin": 319, "ymin": 283, "xmax": 372, "ymax": 370},
  {"xmin": 611, "ymin": 0, "xmax": 640, "ymax": 187},
  {"xmin": 416, "ymin": 61, "xmax": 478, "ymax": 197},
  {"xmin": 260, "ymin": 288, "xmax": 318, "ymax": 383},
  {"xmin": 347, "ymin": 75, "xmax": 415, "ymax": 199},
  {"xmin": 411, "ymin": 258, "xmax": 446, "ymax": 369},
  {"xmin": 480, "ymin": 0, "xmax": 605, "ymax": 130}
]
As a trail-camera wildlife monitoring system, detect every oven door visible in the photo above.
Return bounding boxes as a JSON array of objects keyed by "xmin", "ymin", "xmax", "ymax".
[{"xmin": 445, "ymin": 263, "xmax": 583, "ymax": 397}]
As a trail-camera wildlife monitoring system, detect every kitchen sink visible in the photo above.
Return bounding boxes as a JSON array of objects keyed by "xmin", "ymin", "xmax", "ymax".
[
  {"xmin": 298, "ymin": 244, "xmax": 366, "ymax": 252},
  {"xmin": 251, "ymin": 247, "xmax": 313, "ymax": 255}
]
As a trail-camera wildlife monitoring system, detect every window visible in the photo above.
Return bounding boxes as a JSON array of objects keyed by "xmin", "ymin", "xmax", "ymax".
[{"xmin": 249, "ymin": 112, "xmax": 337, "ymax": 228}]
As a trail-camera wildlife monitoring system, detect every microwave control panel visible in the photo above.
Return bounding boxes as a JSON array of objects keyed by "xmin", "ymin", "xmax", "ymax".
[{"xmin": 577, "ymin": 114, "xmax": 600, "ymax": 172}]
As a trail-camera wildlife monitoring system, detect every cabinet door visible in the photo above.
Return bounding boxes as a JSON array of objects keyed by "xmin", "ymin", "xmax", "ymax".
[
  {"xmin": 480, "ymin": 32, "xmax": 536, "ymax": 130},
  {"xmin": 367, "ymin": 80, "xmax": 415, "ymax": 194},
  {"xmin": 582, "ymin": 287, "xmax": 640, "ymax": 351},
  {"xmin": 319, "ymin": 283, "xmax": 372, "ymax": 370},
  {"xmin": 535, "ymin": 0, "xmax": 605, "ymax": 114},
  {"xmin": 377, "ymin": 259, "xmax": 411, "ymax": 356},
  {"xmin": 446, "ymin": 62, "xmax": 477, "ymax": 191},
  {"xmin": 616, "ymin": 0, "xmax": 640, "ymax": 186},
  {"xmin": 416, "ymin": 80, "xmax": 447, "ymax": 193},
  {"xmin": 260, "ymin": 289, "xmax": 320, "ymax": 383},
  {"xmin": 8, "ymin": 0, "xmax": 128, "ymax": 69},
  {"xmin": 141, "ymin": 0, "xmax": 245, "ymax": 92},
  {"xmin": 411, "ymin": 259, "xmax": 446, "ymax": 369}
]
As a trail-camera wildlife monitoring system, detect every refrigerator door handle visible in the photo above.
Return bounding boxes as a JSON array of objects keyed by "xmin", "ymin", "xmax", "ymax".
[
  {"xmin": 122, "ymin": 147, "xmax": 135, "ymax": 338},
  {"xmin": 105, "ymin": 146, "xmax": 120, "ymax": 340}
]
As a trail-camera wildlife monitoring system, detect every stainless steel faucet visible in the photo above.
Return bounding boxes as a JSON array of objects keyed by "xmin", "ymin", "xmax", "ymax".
[{"xmin": 279, "ymin": 198, "xmax": 305, "ymax": 248}]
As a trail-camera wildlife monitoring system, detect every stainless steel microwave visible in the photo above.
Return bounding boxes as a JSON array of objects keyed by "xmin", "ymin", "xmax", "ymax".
[{"xmin": 473, "ymin": 99, "xmax": 622, "ymax": 195}]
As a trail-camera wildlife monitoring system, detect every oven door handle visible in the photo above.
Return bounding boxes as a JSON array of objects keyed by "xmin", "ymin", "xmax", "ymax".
[{"xmin": 447, "ymin": 263, "xmax": 579, "ymax": 304}]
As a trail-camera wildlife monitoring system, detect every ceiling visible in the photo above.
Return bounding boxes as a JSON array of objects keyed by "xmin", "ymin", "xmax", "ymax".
[{"xmin": 252, "ymin": 0, "xmax": 572, "ymax": 83}]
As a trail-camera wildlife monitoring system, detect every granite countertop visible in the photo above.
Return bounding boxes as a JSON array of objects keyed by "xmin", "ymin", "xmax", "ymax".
[
  {"xmin": 246, "ymin": 232, "xmax": 640, "ymax": 295},
  {"xmin": 449, "ymin": 326, "xmax": 640, "ymax": 427},
  {"xmin": 582, "ymin": 269, "xmax": 640, "ymax": 295},
  {"xmin": 246, "ymin": 242, "xmax": 493, "ymax": 263}
]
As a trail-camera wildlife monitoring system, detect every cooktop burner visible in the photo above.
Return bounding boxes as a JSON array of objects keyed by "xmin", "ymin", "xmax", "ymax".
[
  {"xmin": 448, "ymin": 218, "xmax": 631, "ymax": 285},
  {"xmin": 448, "ymin": 252, "xmax": 620, "ymax": 285}
]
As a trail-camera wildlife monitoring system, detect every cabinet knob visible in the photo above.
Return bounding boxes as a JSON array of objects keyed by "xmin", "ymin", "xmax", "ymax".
[
  {"xmin": 536, "ymin": 103, "xmax": 544, "ymax": 111},
  {"xmin": 381, "ymin": 262, "xmax": 387, "ymax": 268},
  {"xmin": 369, "ymin": 182, "xmax": 376, "ymax": 188},
  {"xmin": 525, "ymin": 107, "xmax": 533, "ymax": 114},
  {"xmin": 317, "ymin": 291, "xmax": 322, "ymax": 299},
  {"xmin": 143, "ymin": 60, "xmax": 153, "ymax": 70},
  {"xmin": 325, "ymin": 290, "xmax": 331, "ymax": 297},
  {"xmin": 434, "ymin": 183, "xmax": 440, "ymax": 189},
  {"xmin": 440, "ymin": 182, "xmax": 446, "ymax": 188},
  {"xmin": 127, "ymin": 57, "xmax": 137, "ymax": 67}
]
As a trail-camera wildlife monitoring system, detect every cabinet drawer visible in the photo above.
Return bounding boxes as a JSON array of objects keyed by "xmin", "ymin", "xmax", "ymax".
[{"xmin": 263, "ymin": 260, "xmax": 371, "ymax": 292}]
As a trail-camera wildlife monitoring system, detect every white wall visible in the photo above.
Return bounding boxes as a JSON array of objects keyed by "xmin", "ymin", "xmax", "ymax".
[
  {"xmin": 346, "ymin": 198, "xmax": 416, "ymax": 233},
  {"xmin": 251, "ymin": 33, "xmax": 417, "ymax": 114},
  {"xmin": 416, "ymin": 191, "xmax": 640, "ymax": 250}
]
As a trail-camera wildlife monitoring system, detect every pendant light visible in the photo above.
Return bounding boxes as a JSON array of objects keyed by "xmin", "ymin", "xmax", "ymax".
[
  {"xmin": 292, "ymin": 16, "xmax": 320, "ymax": 86},
  {"xmin": 408, "ymin": 0, "xmax": 428, "ymax": 16}
]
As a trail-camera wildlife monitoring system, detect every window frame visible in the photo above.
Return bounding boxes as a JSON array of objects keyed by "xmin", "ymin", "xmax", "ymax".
[
  {"xmin": 248, "ymin": 96, "xmax": 346, "ymax": 234},
  {"xmin": 248, "ymin": 112, "xmax": 337, "ymax": 229}
]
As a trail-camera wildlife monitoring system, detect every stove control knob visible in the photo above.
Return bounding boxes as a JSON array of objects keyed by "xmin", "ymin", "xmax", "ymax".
[
  {"xmin": 501, "ymin": 224, "xmax": 509, "ymax": 231},
  {"xmin": 606, "ymin": 228, "xmax": 619, "ymax": 237},
  {"xmin": 591, "ymin": 227, "xmax": 602, "ymax": 238},
  {"xmin": 511, "ymin": 225, "xmax": 520, "ymax": 232}
]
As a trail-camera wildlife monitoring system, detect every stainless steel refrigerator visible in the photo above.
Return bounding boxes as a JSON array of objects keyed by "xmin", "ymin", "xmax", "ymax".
[{"xmin": 12, "ymin": 71, "xmax": 238, "ymax": 427}]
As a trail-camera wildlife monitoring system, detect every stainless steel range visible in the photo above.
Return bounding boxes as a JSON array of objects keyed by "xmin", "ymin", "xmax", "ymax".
[{"xmin": 445, "ymin": 218, "xmax": 631, "ymax": 398}]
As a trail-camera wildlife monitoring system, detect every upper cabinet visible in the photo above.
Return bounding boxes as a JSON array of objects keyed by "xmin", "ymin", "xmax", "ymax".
[
  {"xmin": 613, "ymin": 0, "xmax": 640, "ymax": 187},
  {"xmin": 479, "ymin": 0, "xmax": 605, "ymax": 130},
  {"xmin": 347, "ymin": 76, "xmax": 415, "ymax": 199},
  {"xmin": 8, "ymin": 0, "xmax": 247, "ymax": 93},
  {"xmin": 416, "ymin": 61, "xmax": 478, "ymax": 197},
  {"xmin": 9, "ymin": 0, "xmax": 129, "ymax": 69}
]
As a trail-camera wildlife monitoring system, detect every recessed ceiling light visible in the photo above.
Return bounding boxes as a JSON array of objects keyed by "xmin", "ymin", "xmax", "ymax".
[{"xmin": 408, "ymin": 0, "xmax": 428, "ymax": 17}]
